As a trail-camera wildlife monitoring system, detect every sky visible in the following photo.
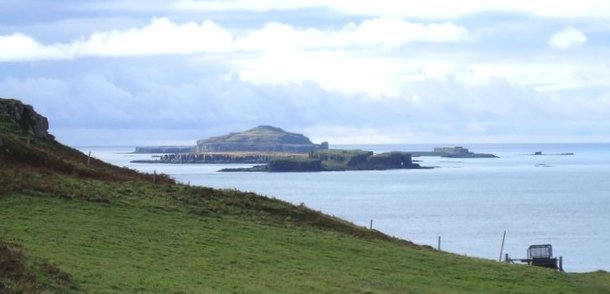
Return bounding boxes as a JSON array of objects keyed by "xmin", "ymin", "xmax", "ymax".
[{"xmin": 1, "ymin": 1, "xmax": 610, "ymax": 146}]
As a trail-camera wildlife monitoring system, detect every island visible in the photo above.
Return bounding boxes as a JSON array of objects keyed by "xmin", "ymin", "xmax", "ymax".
[
  {"xmin": 131, "ymin": 125, "xmax": 328, "ymax": 164},
  {"xmin": 532, "ymin": 151, "xmax": 574, "ymax": 156},
  {"xmin": 220, "ymin": 149, "xmax": 427, "ymax": 172},
  {"xmin": 410, "ymin": 146, "xmax": 498, "ymax": 158},
  {"xmin": 131, "ymin": 125, "xmax": 429, "ymax": 171},
  {"xmin": 132, "ymin": 125, "xmax": 327, "ymax": 155},
  {"xmin": 196, "ymin": 125, "xmax": 328, "ymax": 153}
]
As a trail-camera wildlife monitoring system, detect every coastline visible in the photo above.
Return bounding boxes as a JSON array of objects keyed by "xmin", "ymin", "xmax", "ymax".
[{"xmin": 85, "ymin": 143, "xmax": 610, "ymax": 272}]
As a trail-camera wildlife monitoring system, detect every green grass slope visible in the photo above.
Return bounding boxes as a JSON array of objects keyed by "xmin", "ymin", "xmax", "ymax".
[
  {"xmin": 1, "ymin": 98, "xmax": 609, "ymax": 293},
  {"xmin": 2, "ymin": 194, "xmax": 607, "ymax": 294}
]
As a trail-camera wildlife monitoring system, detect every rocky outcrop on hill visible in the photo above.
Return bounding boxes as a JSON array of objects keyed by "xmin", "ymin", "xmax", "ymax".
[
  {"xmin": 0, "ymin": 98, "xmax": 54, "ymax": 140},
  {"xmin": 196, "ymin": 125, "xmax": 328, "ymax": 153}
]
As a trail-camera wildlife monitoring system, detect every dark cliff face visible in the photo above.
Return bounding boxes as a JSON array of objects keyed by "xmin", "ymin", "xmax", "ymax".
[{"xmin": 0, "ymin": 98, "xmax": 54, "ymax": 141}]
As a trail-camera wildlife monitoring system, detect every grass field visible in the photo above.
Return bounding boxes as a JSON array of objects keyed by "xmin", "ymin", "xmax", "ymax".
[
  {"xmin": 1, "ymin": 98, "xmax": 610, "ymax": 293},
  {"xmin": 1, "ymin": 194, "xmax": 609, "ymax": 293}
]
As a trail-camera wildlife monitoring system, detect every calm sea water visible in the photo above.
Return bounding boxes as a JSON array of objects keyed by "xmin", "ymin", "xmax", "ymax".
[{"xmin": 79, "ymin": 143, "xmax": 610, "ymax": 273}]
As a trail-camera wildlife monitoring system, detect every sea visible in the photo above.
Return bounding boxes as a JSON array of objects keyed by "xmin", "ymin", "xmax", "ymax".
[{"xmin": 77, "ymin": 143, "xmax": 610, "ymax": 273}]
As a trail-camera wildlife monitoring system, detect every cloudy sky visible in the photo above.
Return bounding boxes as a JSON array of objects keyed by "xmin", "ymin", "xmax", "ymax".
[{"xmin": 1, "ymin": 1, "xmax": 610, "ymax": 146}]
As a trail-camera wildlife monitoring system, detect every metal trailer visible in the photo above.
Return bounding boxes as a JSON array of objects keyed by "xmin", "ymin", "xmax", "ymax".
[{"xmin": 505, "ymin": 244, "xmax": 564, "ymax": 271}]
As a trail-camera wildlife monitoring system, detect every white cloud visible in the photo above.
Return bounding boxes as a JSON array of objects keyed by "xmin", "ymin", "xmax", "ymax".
[
  {"xmin": 235, "ymin": 22, "xmax": 327, "ymax": 51},
  {"xmin": 174, "ymin": 0, "xmax": 610, "ymax": 19},
  {"xmin": 3, "ymin": 1, "xmax": 610, "ymax": 145},
  {"xmin": 74, "ymin": 17, "xmax": 233, "ymax": 56},
  {"xmin": 233, "ymin": 49, "xmax": 610, "ymax": 97},
  {"xmin": 0, "ymin": 33, "xmax": 68, "ymax": 61},
  {"xmin": 548, "ymin": 27, "xmax": 588, "ymax": 50},
  {"xmin": 0, "ymin": 17, "xmax": 468, "ymax": 61},
  {"xmin": 1, "ymin": 14, "xmax": 586, "ymax": 98},
  {"xmin": 4, "ymin": 66, "xmax": 610, "ymax": 145},
  {"xmin": 342, "ymin": 18, "xmax": 469, "ymax": 46},
  {"xmin": 0, "ymin": 18, "xmax": 234, "ymax": 61},
  {"xmin": 232, "ymin": 50, "xmax": 426, "ymax": 97},
  {"xmin": 235, "ymin": 18, "xmax": 469, "ymax": 52}
]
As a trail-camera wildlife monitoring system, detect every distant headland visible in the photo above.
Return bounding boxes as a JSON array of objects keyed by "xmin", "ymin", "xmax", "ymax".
[
  {"xmin": 131, "ymin": 126, "xmax": 500, "ymax": 172},
  {"xmin": 131, "ymin": 126, "xmax": 428, "ymax": 171},
  {"xmin": 132, "ymin": 125, "xmax": 328, "ymax": 164},
  {"xmin": 133, "ymin": 125, "xmax": 327, "ymax": 155}
]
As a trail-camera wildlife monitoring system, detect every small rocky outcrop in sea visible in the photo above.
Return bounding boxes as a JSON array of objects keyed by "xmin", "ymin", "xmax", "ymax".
[
  {"xmin": 410, "ymin": 146, "xmax": 497, "ymax": 158},
  {"xmin": 0, "ymin": 98, "xmax": 55, "ymax": 140}
]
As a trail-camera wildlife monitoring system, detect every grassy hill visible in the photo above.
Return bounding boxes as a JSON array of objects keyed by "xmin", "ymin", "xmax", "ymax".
[
  {"xmin": 196, "ymin": 125, "xmax": 327, "ymax": 153},
  {"xmin": 1, "ymin": 98, "xmax": 609, "ymax": 293}
]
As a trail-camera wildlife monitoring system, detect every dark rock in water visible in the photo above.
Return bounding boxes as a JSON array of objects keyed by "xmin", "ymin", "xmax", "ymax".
[
  {"xmin": 535, "ymin": 163, "xmax": 553, "ymax": 167},
  {"xmin": 434, "ymin": 146, "xmax": 497, "ymax": 158},
  {"xmin": 0, "ymin": 98, "xmax": 54, "ymax": 140},
  {"xmin": 196, "ymin": 125, "xmax": 328, "ymax": 153},
  {"xmin": 410, "ymin": 146, "xmax": 498, "ymax": 158},
  {"xmin": 531, "ymin": 151, "xmax": 574, "ymax": 156}
]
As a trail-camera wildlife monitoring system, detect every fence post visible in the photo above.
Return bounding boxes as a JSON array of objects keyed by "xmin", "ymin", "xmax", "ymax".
[
  {"xmin": 438, "ymin": 236, "xmax": 441, "ymax": 251},
  {"xmin": 499, "ymin": 230, "xmax": 506, "ymax": 262},
  {"xmin": 87, "ymin": 152, "xmax": 91, "ymax": 167},
  {"xmin": 369, "ymin": 219, "xmax": 373, "ymax": 230},
  {"xmin": 153, "ymin": 170, "xmax": 157, "ymax": 184}
]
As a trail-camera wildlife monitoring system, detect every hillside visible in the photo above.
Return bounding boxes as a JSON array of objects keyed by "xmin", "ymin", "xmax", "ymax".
[
  {"xmin": 196, "ymin": 125, "xmax": 328, "ymax": 153},
  {"xmin": 1, "ymin": 98, "xmax": 609, "ymax": 293}
]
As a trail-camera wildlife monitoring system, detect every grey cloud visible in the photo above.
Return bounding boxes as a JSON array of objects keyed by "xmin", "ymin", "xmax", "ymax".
[{"xmin": 2, "ymin": 57, "xmax": 608, "ymax": 145}]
